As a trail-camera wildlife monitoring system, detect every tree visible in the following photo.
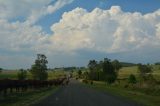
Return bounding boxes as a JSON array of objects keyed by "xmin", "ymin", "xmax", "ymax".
[
  {"xmin": 112, "ymin": 60, "xmax": 122, "ymax": 73},
  {"xmin": 88, "ymin": 60, "xmax": 97, "ymax": 71},
  {"xmin": 83, "ymin": 71, "xmax": 89, "ymax": 79},
  {"xmin": 145, "ymin": 74, "xmax": 156, "ymax": 85},
  {"xmin": 96, "ymin": 61, "xmax": 104, "ymax": 81},
  {"xmin": 17, "ymin": 69, "xmax": 27, "ymax": 80},
  {"xmin": 30, "ymin": 54, "xmax": 48, "ymax": 80},
  {"xmin": 138, "ymin": 64, "xmax": 152, "ymax": 80},
  {"xmin": 128, "ymin": 74, "xmax": 137, "ymax": 86},
  {"xmin": 102, "ymin": 58, "xmax": 117, "ymax": 84},
  {"xmin": 77, "ymin": 70, "xmax": 82, "ymax": 78},
  {"xmin": 88, "ymin": 60, "xmax": 98, "ymax": 80}
]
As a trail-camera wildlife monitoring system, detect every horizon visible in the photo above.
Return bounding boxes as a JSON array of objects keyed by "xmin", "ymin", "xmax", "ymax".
[{"xmin": 0, "ymin": 59, "xmax": 157, "ymax": 70}]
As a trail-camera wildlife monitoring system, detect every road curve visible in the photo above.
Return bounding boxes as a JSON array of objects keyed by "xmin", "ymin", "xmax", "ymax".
[{"xmin": 33, "ymin": 79, "xmax": 141, "ymax": 106}]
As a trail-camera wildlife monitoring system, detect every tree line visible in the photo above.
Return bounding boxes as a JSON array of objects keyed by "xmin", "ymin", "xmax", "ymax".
[
  {"xmin": 78, "ymin": 58, "xmax": 157, "ymax": 86},
  {"xmin": 15, "ymin": 54, "xmax": 48, "ymax": 80},
  {"xmin": 0, "ymin": 54, "xmax": 71, "ymax": 96},
  {"xmin": 83, "ymin": 58, "xmax": 122, "ymax": 84}
]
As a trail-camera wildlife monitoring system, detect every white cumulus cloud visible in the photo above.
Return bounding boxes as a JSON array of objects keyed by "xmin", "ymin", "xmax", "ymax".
[
  {"xmin": 0, "ymin": 0, "xmax": 75, "ymax": 54},
  {"xmin": 2, "ymin": 6, "xmax": 160, "ymax": 54},
  {"xmin": 50, "ymin": 6, "xmax": 160, "ymax": 53},
  {"xmin": 0, "ymin": 0, "xmax": 51, "ymax": 19},
  {"xmin": 26, "ymin": 0, "xmax": 74, "ymax": 24},
  {"xmin": 0, "ymin": 0, "xmax": 74, "ymax": 24},
  {"xmin": 0, "ymin": 19, "xmax": 50, "ymax": 52}
]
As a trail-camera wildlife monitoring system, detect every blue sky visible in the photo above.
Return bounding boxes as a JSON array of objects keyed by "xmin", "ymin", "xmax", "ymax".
[{"xmin": 0, "ymin": 0, "xmax": 160, "ymax": 69}]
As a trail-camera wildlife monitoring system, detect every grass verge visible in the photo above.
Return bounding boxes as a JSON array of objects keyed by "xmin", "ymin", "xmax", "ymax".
[
  {"xmin": 0, "ymin": 87, "xmax": 59, "ymax": 106},
  {"xmin": 82, "ymin": 81, "xmax": 160, "ymax": 106}
]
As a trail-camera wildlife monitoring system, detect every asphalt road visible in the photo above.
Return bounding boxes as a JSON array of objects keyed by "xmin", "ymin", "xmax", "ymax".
[{"xmin": 33, "ymin": 79, "xmax": 141, "ymax": 106}]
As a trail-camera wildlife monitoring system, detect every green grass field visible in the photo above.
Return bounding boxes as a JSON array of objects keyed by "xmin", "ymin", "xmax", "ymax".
[
  {"xmin": 0, "ymin": 70, "xmax": 18, "ymax": 79},
  {"xmin": 0, "ymin": 70, "xmax": 66, "ymax": 80},
  {"xmin": 118, "ymin": 65, "xmax": 160, "ymax": 81},
  {"xmin": 0, "ymin": 65, "xmax": 160, "ymax": 80}
]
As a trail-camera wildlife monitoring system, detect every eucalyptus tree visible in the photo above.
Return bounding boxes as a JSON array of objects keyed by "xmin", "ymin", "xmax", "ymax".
[{"xmin": 30, "ymin": 54, "xmax": 48, "ymax": 80}]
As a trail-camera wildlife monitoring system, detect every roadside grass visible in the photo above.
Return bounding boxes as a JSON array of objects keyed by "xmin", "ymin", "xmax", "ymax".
[
  {"xmin": 82, "ymin": 81, "xmax": 160, "ymax": 106},
  {"xmin": 0, "ymin": 87, "xmax": 59, "ymax": 106}
]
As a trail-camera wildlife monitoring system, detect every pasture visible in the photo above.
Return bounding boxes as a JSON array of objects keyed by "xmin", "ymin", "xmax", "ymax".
[
  {"xmin": 1, "ymin": 65, "xmax": 159, "ymax": 80},
  {"xmin": 118, "ymin": 65, "xmax": 160, "ymax": 81},
  {"xmin": 0, "ymin": 70, "xmax": 67, "ymax": 80}
]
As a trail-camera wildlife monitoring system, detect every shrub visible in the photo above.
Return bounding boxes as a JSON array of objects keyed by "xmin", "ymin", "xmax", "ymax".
[
  {"xmin": 82, "ymin": 79, "xmax": 88, "ymax": 84},
  {"xmin": 105, "ymin": 74, "xmax": 117, "ymax": 84},
  {"xmin": 128, "ymin": 74, "xmax": 137, "ymax": 85},
  {"xmin": 90, "ymin": 80, "xmax": 93, "ymax": 85}
]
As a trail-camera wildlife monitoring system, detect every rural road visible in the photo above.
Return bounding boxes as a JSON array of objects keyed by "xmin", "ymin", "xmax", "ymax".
[{"xmin": 33, "ymin": 79, "xmax": 141, "ymax": 106}]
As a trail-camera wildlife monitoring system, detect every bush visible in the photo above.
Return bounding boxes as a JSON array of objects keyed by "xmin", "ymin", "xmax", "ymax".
[
  {"xmin": 145, "ymin": 74, "xmax": 157, "ymax": 86},
  {"xmin": 90, "ymin": 80, "xmax": 93, "ymax": 85},
  {"xmin": 105, "ymin": 74, "xmax": 117, "ymax": 84},
  {"xmin": 124, "ymin": 84, "xmax": 129, "ymax": 88},
  {"xmin": 128, "ymin": 74, "xmax": 137, "ymax": 85},
  {"xmin": 82, "ymin": 79, "xmax": 88, "ymax": 84}
]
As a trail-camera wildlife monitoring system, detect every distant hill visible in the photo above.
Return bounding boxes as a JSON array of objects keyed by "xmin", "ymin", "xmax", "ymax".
[
  {"xmin": 53, "ymin": 67, "xmax": 86, "ymax": 71},
  {"xmin": 120, "ymin": 62, "xmax": 137, "ymax": 67}
]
